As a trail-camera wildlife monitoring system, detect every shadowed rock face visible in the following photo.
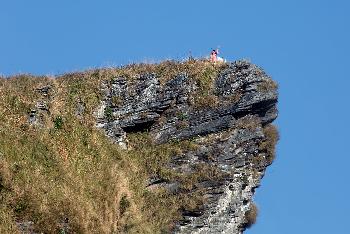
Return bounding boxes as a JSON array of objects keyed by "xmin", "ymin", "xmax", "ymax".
[{"xmin": 96, "ymin": 60, "xmax": 278, "ymax": 233}]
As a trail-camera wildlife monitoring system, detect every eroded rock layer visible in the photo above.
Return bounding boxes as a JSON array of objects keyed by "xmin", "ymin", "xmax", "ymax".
[{"xmin": 96, "ymin": 60, "xmax": 278, "ymax": 233}]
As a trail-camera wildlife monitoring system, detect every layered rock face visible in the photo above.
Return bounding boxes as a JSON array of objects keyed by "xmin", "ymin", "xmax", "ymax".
[{"xmin": 96, "ymin": 60, "xmax": 278, "ymax": 234}]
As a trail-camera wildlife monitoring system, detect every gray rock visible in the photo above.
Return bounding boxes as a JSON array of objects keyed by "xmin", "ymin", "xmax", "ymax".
[
  {"xmin": 96, "ymin": 60, "xmax": 278, "ymax": 234},
  {"xmin": 36, "ymin": 85, "xmax": 51, "ymax": 97},
  {"xmin": 16, "ymin": 221, "xmax": 35, "ymax": 234},
  {"xmin": 75, "ymin": 100, "xmax": 85, "ymax": 117},
  {"xmin": 28, "ymin": 86, "xmax": 52, "ymax": 126}
]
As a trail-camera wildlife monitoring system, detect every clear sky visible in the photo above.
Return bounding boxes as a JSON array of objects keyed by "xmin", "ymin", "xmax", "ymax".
[{"xmin": 1, "ymin": 0, "xmax": 349, "ymax": 233}]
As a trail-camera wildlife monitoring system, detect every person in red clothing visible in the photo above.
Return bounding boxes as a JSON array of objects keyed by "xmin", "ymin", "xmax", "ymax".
[
  {"xmin": 210, "ymin": 48, "xmax": 225, "ymax": 63},
  {"xmin": 210, "ymin": 49, "xmax": 218, "ymax": 62}
]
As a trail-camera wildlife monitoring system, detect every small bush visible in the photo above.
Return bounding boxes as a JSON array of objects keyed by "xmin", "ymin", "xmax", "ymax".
[
  {"xmin": 104, "ymin": 106, "xmax": 113, "ymax": 121},
  {"xmin": 54, "ymin": 116, "xmax": 63, "ymax": 130},
  {"xmin": 119, "ymin": 195, "xmax": 130, "ymax": 216},
  {"xmin": 176, "ymin": 112, "xmax": 188, "ymax": 121},
  {"xmin": 14, "ymin": 200, "xmax": 29, "ymax": 214}
]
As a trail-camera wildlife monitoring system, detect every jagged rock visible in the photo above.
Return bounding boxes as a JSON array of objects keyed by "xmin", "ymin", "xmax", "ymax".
[
  {"xmin": 97, "ymin": 60, "xmax": 278, "ymax": 233},
  {"xmin": 172, "ymin": 125, "xmax": 267, "ymax": 234},
  {"xmin": 16, "ymin": 221, "xmax": 35, "ymax": 234},
  {"xmin": 75, "ymin": 100, "xmax": 85, "ymax": 118},
  {"xmin": 28, "ymin": 109, "xmax": 37, "ymax": 125},
  {"xmin": 96, "ymin": 72, "xmax": 193, "ymax": 141},
  {"xmin": 28, "ymin": 86, "xmax": 52, "ymax": 126},
  {"xmin": 35, "ymin": 101, "xmax": 49, "ymax": 111},
  {"xmin": 35, "ymin": 85, "xmax": 51, "ymax": 97}
]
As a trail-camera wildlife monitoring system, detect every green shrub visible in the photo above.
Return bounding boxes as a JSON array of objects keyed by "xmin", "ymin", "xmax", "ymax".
[
  {"xmin": 177, "ymin": 111, "xmax": 188, "ymax": 121},
  {"xmin": 104, "ymin": 106, "xmax": 113, "ymax": 121},
  {"xmin": 119, "ymin": 195, "xmax": 130, "ymax": 216},
  {"xmin": 53, "ymin": 116, "xmax": 63, "ymax": 130}
]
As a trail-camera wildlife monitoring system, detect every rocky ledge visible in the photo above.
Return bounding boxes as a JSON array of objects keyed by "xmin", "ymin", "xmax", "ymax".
[{"xmin": 96, "ymin": 60, "xmax": 278, "ymax": 234}]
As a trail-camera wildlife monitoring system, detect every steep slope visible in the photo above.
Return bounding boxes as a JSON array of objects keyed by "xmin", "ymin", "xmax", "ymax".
[{"xmin": 0, "ymin": 60, "xmax": 278, "ymax": 233}]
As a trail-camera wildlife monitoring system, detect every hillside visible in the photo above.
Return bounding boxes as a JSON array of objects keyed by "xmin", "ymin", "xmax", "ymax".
[{"xmin": 0, "ymin": 60, "xmax": 278, "ymax": 234}]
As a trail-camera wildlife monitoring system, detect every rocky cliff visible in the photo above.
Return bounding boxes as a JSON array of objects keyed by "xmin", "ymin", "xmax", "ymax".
[{"xmin": 0, "ymin": 60, "xmax": 278, "ymax": 234}]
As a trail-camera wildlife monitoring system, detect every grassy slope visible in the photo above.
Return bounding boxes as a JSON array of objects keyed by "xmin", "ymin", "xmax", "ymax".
[
  {"xmin": 0, "ymin": 60, "xmax": 227, "ymax": 233},
  {"xmin": 0, "ymin": 60, "xmax": 277, "ymax": 233}
]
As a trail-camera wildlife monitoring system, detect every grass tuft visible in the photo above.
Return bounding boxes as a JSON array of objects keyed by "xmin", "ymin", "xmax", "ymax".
[
  {"xmin": 244, "ymin": 203, "xmax": 258, "ymax": 229},
  {"xmin": 259, "ymin": 124, "xmax": 279, "ymax": 165}
]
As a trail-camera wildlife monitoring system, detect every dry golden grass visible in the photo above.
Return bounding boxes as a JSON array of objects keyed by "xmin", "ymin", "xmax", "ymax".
[
  {"xmin": 0, "ymin": 80, "xmax": 196, "ymax": 233},
  {"xmin": 0, "ymin": 117, "xmax": 138, "ymax": 233},
  {"xmin": 259, "ymin": 124, "xmax": 279, "ymax": 165},
  {"xmin": 235, "ymin": 115, "xmax": 262, "ymax": 131},
  {"xmin": 0, "ymin": 71, "xmax": 177, "ymax": 232},
  {"xmin": 258, "ymin": 79, "xmax": 278, "ymax": 93}
]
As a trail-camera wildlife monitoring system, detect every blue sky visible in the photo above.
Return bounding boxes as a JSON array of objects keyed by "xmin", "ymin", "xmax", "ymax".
[{"xmin": 1, "ymin": 0, "xmax": 349, "ymax": 233}]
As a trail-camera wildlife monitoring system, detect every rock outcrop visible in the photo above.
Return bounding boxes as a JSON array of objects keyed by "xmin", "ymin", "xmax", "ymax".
[
  {"xmin": 96, "ymin": 60, "xmax": 278, "ymax": 233},
  {"xmin": 2, "ymin": 60, "xmax": 277, "ymax": 233}
]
